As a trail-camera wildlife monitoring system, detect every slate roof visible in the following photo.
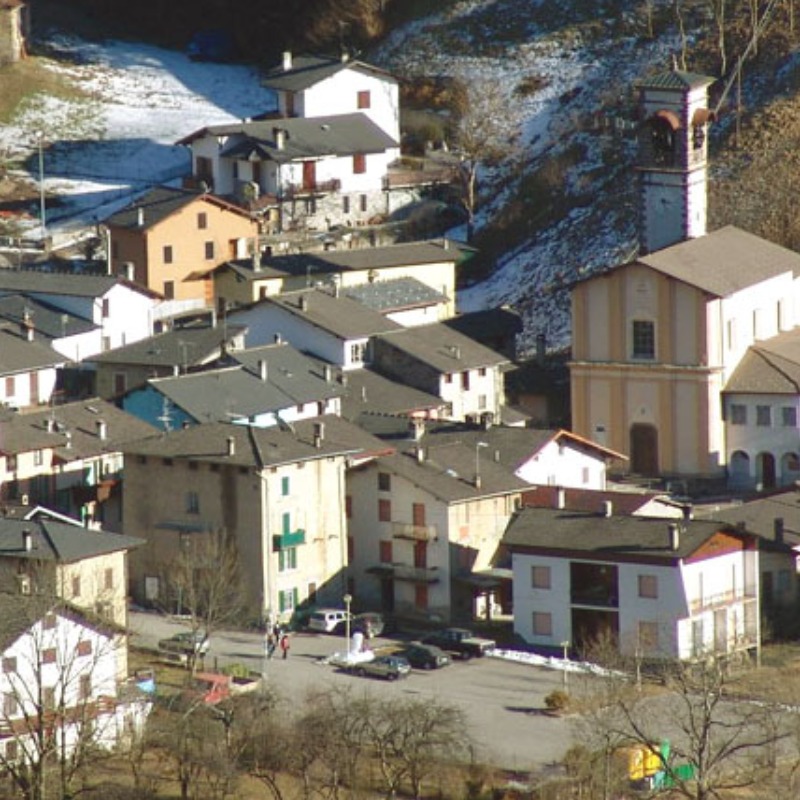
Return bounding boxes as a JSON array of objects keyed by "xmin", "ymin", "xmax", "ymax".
[
  {"xmin": 262, "ymin": 54, "xmax": 396, "ymax": 92},
  {"xmin": 89, "ymin": 324, "xmax": 246, "ymax": 368},
  {"xmin": 0, "ymin": 398, "xmax": 157, "ymax": 458},
  {"xmin": 337, "ymin": 368, "xmax": 445, "ymax": 420},
  {"xmin": 0, "ymin": 517, "xmax": 144, "ymax": 564},
  {"xmin": 520, "ymin": 485, "xmax": 674, "ymax": 516},
  {"xmin": 0, "ymin": 269, "xmax": 130, "ymax": 298},
  {"xmin": 0, "ymin": 295, "xmax": 94, "ymax": 339},
  {"xmin": 442, "ymin": 307, "xmax": 522, "ymax": 341},
  {"xmin": 723, "ymin": 329, "xmax": 800, "ymax": 394},
  {"xmin": 344, "ymin": 278, "xmax": 447, "ymax": 312},
  {"xmin": 636, "ymin": 70, "xmax": 716, "ymax": 91},
  {"xmin": 123, "ymin": 414, "xmax": 392, "ymax": 468},
  {"xmin": 0, "ymin": 330, "xmax": 65, "ymax": 376},
  {"xmin": 145, "ymin": 343, "xmax": 346, "ymax": 423},
  {"xmin": 182, "ymin": 114, "xmax": 398, "ymax": 161},
  {"xmin": 104, "ymin": 186, "xmax": 251, "ymax": 230},
  {"xmin": 503, "ymin": 507, "xmax": 738, "ymax": 562},
  {"xmin": 374, "ymin": 323, "xmax": 509, "ymax": 372},
  {"xmin": 635, "ymin": 226, "xmax": 800, "ymax": 297},
  {"xmin": 262, "ymin": 288, "xmax": 401, "ymax": 339}
]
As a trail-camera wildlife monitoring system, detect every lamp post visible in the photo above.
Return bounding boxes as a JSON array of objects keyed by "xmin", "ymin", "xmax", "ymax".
[
  {"xmin": 343, "ymin": 593, "xmax": 352, "ymax": 655},
  {"xmin": 474, "ymin": 441, "xmax": 489, "ymax": 489},
  {"xmin": 34, "ymin": 131, "xmax": 46, "ymax": 244},
  {"xmin": 561, "ymin": 640, "xmax": 570, "ymax": 691}
]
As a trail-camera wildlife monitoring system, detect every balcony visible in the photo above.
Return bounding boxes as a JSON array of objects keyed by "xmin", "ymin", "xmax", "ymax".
[
  {"xmin": 391, "ymin": 522, "xmax": 438, "ymax": 542},
  {"xmin": 367, "ymin": 563, "xmax": 439, "ymax": 583},
  {"xmin": 688, "ymin": 586, "xmax": 758, "ymax": 614},
  {"xmin": 282, "ymin": 179, "xmax": 341, "ymax": 199},
  {"xmin": 273, "ymin": 529, "xmax": 306, "ymax": 551}
]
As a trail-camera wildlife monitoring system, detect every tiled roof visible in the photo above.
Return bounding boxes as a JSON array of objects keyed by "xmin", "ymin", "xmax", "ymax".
[
  {"xmin": 636, "ymin": 70, "xmax": 715, "ymax": 91},
  {"xmin": 0, "ymin": 398, "xmax": 157, "ymax": 458},
  {"xmin": 0, "ymin": 269, "xmax": 120, "ymax": 298},
  {"xmin": 0, "ymin": 295, "xmax": 94, "ymax": 339},
  {"xmin": 122, "ymin": 414, "xmax": 392, "ymax": 467},
  {"xmin": 0, "ymin": 330, "xmax": 65, "ymax": 376},
  {"xmin": 262, "ymin": 54, "xmax": 396, "ymax": 92},
  {"xmin": 344, "ymin": 277, "xmax": 446, "ymax": 312},
  {"xmin": 636, "ymin": 226, "xmax": 800, "ymax": 297},
  {"xmin": 337, "ymin": 367, "xmax": 445, "ymax": 420},
  {"xmin": 90, "ymin": 324, "xmax": 246, "ymax": 367},
  {"xmin": 503, "ymin": 507, "xmax": 736, "ymax": 561},
  {"xmin": 723, "ymin": 329, "xmax": 800, "ymax": 394}
]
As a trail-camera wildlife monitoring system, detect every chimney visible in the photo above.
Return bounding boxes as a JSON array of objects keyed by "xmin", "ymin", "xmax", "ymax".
[
  {"xmin": 96, "ymin": 419, "xmax": 107, "ymax": 440},
  {"xmin": 258, "ymin": 360, "xmax": 268, "ymax": 381},
  {"xmin": 443, "ymin": 238, "xmax": 450, "ymax": 250},
  {"xmin": 282, "ymin": 50, "xmax": 292, "ymax": 71},
  {"xmin": 556, "ymin": 487, "xmax": 566, "ymax": 510},
  {"xmin": 409, "ymin": 418, "xmax": 425, "ymax": 441},
  {"xmin": 313, "ymin": 421, "xmax": 325, "ymax": 448},
  {"xmin": 45, "ymin": 417, "xmax": 55, "ymax": 433},
  {"xmin": 274, "ymin": 128, "xmax": 286, "ymax": 150},
  {"xmin": 299, "ymin": 295, "xmax": 308, "ymax": 312},
  {"xmin": 21, "ymin": 308, "xmax": 33, "ymax": 342},
  {"xmin": 453, "ymin": 345, "xmax": 461, "ymax": 360},
  {"xmin": 137, "ymin": 207, "xmax": 145, "ymax": 227},
  {"xmin": 23, "ymin": 529, "xmax": 32, "ymax": 552},
  {"xmin": 323, "ymin": 364, "xmax": 331, "ymax": 382},
  {"xmin": 274, "ymin": 333, "xmax": 283, "ymax": 345},
  {"xmin": 602, "ymin": 500, "xmax": 613, "ymax": 518},
  {"xmin": 775, "ymin": 517, "xmax": 785, "ymax": 544},
  {"xmin": 65, "ymin": 431, "xmax": 72, "ymax": 449},
  {"xmin": 415, "ymin": 445, "xmax": 425, "ymax": 463},
  {"xmin": 361, "ymin": 385, "xmax": 367, "ymax": 402},
  {"xmin": 474, "ymin": 474, "xmax": 482, "ymax": 490},
  {"xmin": 668, "ymin": 522, "xmax": 680, "ymax": 551},
  {"xmin": 226, "ymin": 436, "xmax": 235, "ymax": 457}
]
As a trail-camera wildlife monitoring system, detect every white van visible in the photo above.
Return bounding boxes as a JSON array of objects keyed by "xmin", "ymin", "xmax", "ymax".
[{"xmin": 308, "ymin": 608, "xmax": 351, "ymax": 633}]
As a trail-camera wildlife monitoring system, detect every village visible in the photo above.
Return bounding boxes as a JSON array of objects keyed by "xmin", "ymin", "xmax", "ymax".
[{"xmin": 3, "ymin": 0, "xmax": 800, "ymax": 796}]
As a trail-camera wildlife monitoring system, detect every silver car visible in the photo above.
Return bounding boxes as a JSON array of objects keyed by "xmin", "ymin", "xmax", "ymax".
[{"xmin": 349, "ymin": 655, "xmax": 411, "ymax": 681}]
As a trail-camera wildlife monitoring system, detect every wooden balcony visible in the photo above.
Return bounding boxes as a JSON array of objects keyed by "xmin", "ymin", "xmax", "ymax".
[{"xmin": 282, "ymin": 179, "xmax": 341, "ymax": 198}]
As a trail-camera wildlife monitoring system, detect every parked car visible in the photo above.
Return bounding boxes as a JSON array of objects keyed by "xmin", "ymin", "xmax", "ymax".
[
  {"xmin": 333, "ymin": 612, "xmax": 386, "ymax": 638},
  {"xmin": 158, "ymin": 631, "xmax": 209, "ymax": 658},
  {"xmin": 421, "ymin": 627, "xmax": 495, "ymax": 659},
  {"xmin": 348, "ymin": 655, "xmax": 411, "ymax": 681},
  {"xmin": 401, "ymin": 642, "xmax": 452, "ymax": 670},
  {"xmin": 308, "ymin": 608, "xmax": 351, "ymax": 633}
]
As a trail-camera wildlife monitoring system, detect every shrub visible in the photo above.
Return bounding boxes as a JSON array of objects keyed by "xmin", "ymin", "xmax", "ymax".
[{"xmin": 544, "ymin": 689, "xmax": 570, "ymax": 712}]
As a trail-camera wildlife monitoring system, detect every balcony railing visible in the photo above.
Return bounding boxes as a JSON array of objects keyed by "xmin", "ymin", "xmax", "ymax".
[
  {"xmin": 282, "ymin": 179, "xmax": 341, "ymax": 198},
  {"xmin": 391, "ymin": 522, "xmax": 438, "ymax": 542},
  {"xmin": 390, "ymin": 564, "xmax": 440, "ymax": 583},
  {"xmin": 688, "ymin": 586, "xmax": 758, "ymax": 614}
]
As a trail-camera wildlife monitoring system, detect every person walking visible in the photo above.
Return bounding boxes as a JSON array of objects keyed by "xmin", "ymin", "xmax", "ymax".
[{"xmin": 279, "ymin": 632, "xmax": 290, "ymax": 660}]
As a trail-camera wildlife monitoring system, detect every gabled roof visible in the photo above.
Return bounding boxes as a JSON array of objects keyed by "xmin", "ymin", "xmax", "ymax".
[
  {"xmin": 256, "ymin": 287, "xmax": 401, "ymax": 339},
  {"xmin": 0, "ymin": 268, "xmax": 157, "ymax": 300},
  {"xmin": 337, "ymin": 368, "xmax": 446, "ymax": 421},
  {"xmin": 0, "ymin": 330, "xmax": 65, "ymax": 376},
  {"xmin": 723, "ymin": 328, "xmax": 800, "ymax": 394},
  {"xmin": 0, "ymin": 517, "xmax": 144, "ymax": 564},
  {"xmin": 89, "ymin": 324, "xmax": 246, "ymax": 368},
  {"xmin": 0, "ymin": 295, "xmax": 95, "ymax": 339},
  {"xmin": 520, "ymin": 485, "xmax": 678, "ymax": 517},
  {"xmin": 0, "ymin": 398, "xmax": 157, "ymax": 459},
  {"xmin": 181, "ymin": 113, "xmax": 398, "ymax": 161},
  {"xmin": 122, "ymin": 414, "xmax": 392, "ymax": 468},
  {"xmin": 143, "ymin": 343, "xmax": 346, "ymax": 423},
  {"xmin": 344, "ymin": 277, "xmax": 447, "ymax": 312},
  {"xmin": 103, "ymin": 185, "xmax": 251, "ymax": 230},
  {"xmin": 442, "ymin": 306, "xmax": 522, "ymax": 341},
  {"xmin": 503, "ymin": 507, "xmax": 746, "ymax": 563},
  {"xmin": 262, "ymin": 54, "xmax": 396, "ymax": 92},
  {"xmin": 374, "ymin": 322, "xmax": 509, "ymax": 372},
  {"xmin": 634, "ymin": 226, "xmax": 800, "ymax": 297}
]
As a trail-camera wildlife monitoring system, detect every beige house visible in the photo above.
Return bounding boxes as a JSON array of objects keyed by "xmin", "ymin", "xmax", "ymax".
[
  {"xmin": 103, "ymin": 186, "xmax": 258, "ymax": 303},
  {"xmin": 123, "ymin": 416, "xmax": 389, "ymax": 623}
]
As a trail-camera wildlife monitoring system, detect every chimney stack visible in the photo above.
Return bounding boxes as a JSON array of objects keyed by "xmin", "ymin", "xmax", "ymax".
[
  {"xmin": 274, "ymin": 128, "xmax": 287, "ymax": 150},
  {"xmin": 299, "ymin": 295, "xmax": 308, "ymax": 312},
  {"xmin": 23, "ymin": 529, "xmax": 32, "ymax": 552},
  {"xmin": 775, "ymin": 517, "xmax": 785, "ymax": 544},
  {"xmin": 282, "ymin": 50, "xmax": 292, "ymax": 71},
  {"xmin": 668, "ymin": 522, "xmax": 680, "ymax": 551},
  {"xmin": 226, "ymin": 436, "xmax": 235, "ymax": 457},
  {"xmin": 323, "ymin": 364, "xmax": 331, "ymax": 382},
  {"xmin": 274, "ymin": 333, "xmax": 283, "ymax": 345},
  {"xmin": 602, "ymin": 500, "xmax": 613, "ymax": 518},
  {"xmin": 556, "ymin": 487, "xmax": 566, "ymax": 510},
  {"xmin": 45, "ymin": 417, "xmax": 55, "ymax": 433},
  {"xmin": 96, "ymin": 419, "xmax": 107, "ymax": 440},
  {"xmin": 409, "ymin": 418, "xmax": 425, "ymax": 441},
  {"xmin": 258, "ymin": 360, "xmax": 268, "ymax": 381},
  {"xmin": 137, "ymin": 207, "xmax": 145, "ymax": 227},
  {"xmin": 415, "ymin": 445, "xmax": 425, "ymax": 463},
  {"xmin": 313, "ymin": 421, "xmax": 325, "ymax": 448}
]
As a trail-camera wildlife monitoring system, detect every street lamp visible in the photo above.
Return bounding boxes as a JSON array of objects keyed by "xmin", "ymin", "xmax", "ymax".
[
  {"xmin": 343, "ymin": 593, "xmax": 352, "ymax": 655},
  {"xmin": 474, "ymin": 441, "xmax": 489, "ymax": 489},
  {"xmin": 34, "ymin": 131, "xmax": 46, "ymax": 244}
]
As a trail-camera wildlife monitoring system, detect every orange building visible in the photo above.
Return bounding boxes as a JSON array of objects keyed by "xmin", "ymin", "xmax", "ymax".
[{"xmin": 103, "ymin": 186, "xmax": 258, "ymax": 304}]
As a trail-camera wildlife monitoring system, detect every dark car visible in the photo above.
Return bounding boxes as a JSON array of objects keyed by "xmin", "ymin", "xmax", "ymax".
[
  {"xmin": 421, "ymin": 627, "xmax": 495, "ymax": 659},
  {"xmin": 333, "ymin": 612, "xmax": 388, "ymax": 638},
  {"xmin": 158, "ymin": 631, "xmax": 209, "ymax": 658},
  {"xmin": 401, "ymin": 642, "xmax": 451, "ymax": 670},
  {"xmin": 348, "ymin": 655, "xmax": 411, "ymax": 681}
]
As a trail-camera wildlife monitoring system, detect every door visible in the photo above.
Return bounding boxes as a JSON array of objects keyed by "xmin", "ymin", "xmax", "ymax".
[
  {"xmin": 630, "ymin": 423, "xmax": 659, "ymax": 476},
  {"xmin": 29, "ymin": 371, "xmax": 38, "ymax": 405},
  {"xmin": 302, "ymin": 160, "xmax": 316, "ymax": 191}
]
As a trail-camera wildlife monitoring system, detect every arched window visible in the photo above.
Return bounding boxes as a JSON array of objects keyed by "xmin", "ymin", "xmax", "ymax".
[{"xmin": 728, "ymin": 451, "xmax": 751, "ymax": 489}]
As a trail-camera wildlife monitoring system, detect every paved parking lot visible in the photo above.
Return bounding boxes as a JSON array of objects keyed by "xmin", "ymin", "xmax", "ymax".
[{"xmin": 130, "ymin": 610, "xmax": 574, "ymax": 772}]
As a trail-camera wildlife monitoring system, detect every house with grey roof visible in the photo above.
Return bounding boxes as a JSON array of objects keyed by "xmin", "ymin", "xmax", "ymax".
[
  {"xmin": 372, "ymin": 322, "xmax": 510, "ymax": 421},
  {"xmin": 123, "ymin": 415, "xmax": 391, "ymax": 622},
  {"xmin": 504, "ymin": 507, "xmax": 760, "ymax": 662},
  {"xmin": 343, "ymin": 277, "xmax": 448, "ymax": 327},
  {"xmin": 0, "ymin": 398, "xmax": 156, "ymax": 528},
  {"xmin": 122, "ymin": 341, "xmax": 346, "ymax": 429},
  {"xmin": 228, "ymin": 287, "xmax": 401, "ymax": 370},
  {"xmin": 88, "ymin": 322, "xmax": 247, "ymax": 399},
  {"xmin": 0, "ymin": 328, "xmax": 65, "ymax": 409}
]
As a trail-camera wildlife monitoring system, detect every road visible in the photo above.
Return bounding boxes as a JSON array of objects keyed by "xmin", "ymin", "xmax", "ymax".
[{"xmin": 129, "ymin": 610, "xmax": 573, "ymax": 772}]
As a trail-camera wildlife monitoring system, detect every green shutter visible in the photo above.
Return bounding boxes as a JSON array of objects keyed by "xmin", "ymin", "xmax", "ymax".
[
  {"xmin": 278, "ymin": 591, "xmax": 286, "ymax": 612},
  {"xmin": 283, "ymin": 512, "xmax": 291, "ymax": 535},
  {"xmin": 282, "ymin": 476, "xmax": 290, "ymax": 496}
]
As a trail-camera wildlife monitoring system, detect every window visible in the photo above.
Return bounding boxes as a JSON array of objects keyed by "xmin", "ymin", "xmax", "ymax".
[
  {"xmin": 279, "ymin": 547, "xmax": 297, "ymax": 572},
  {"xmin": 185, "ymin": 491, "xmax": 199, "ymax": 514},
  {"xmin": 163, "ymin": 245, "xmax": 173, "ymax": 264},
  {"xmin": 532, "ymin": 612, "xmax": 552, "ymax": 636},
  {"xmin": 5, "ymin": 376, "xmax": 14, "ymax": 396},
  {"xmin": 632, "ymin": 320, "xmax": 655, "ymax": 359},
  {"xmin": 379, "ymin": 540, "xmax": 393, "ymax": 563},
  {"xmin": 3, "ymin": 693, "xmax": 18, "ymax": 716},
  {"xmin": 783, "ymin": 407, "xmax": 797, "ymax": 427},
  {"xmin": 102, "ymin": 298, "xmax": 110, "ymax": 318},
  {"xmin": 77, "ymin": 640, "xmax": 92, "ymax": 657},
  {"xmin": 2, "ymin": 657, "xmax": 16, "ymax": 674},
  {"xmin": 347, "ymin": 535, "xmax": 354, "ymax": 562},
  {"xmin": 278, "ymin": 588, "xmax": 297, "ymax": 613},
  {"xmin": 531, "ymin": 565, "xmax": 551, "ymax": 589},
  {"xmin": 343, "ymin": 196, "xmax": 350, "ymax": 214},
  {"xmin": 477, "ymin": 394, "xmax": 487, "ymax": 410},
  {"xmin": 281, "ymin": 476, "xmax": 290, "ymax": 496},
  {"xmin": 378, "ymin": 472, "xmax": 391, "ymax": 492},
  {"xmin": 357, "ymin": 90, "xmax": 371, "ymax": 109},
  {"xmin": 461, "ymin": 371, "xmax": 470, "ymax": 390},
  {"xmin": 79, "ymin": 674, "xmax": 92, "ymax": 701},
  {"xmin": 730, "ymin": 404, "xmax": 747, "ymax": 425},
  {"xmin": 72, "ymin": 574, "xmax": 81, "ymax": 598},
  {"xmin": 33, "ymin": 449, "xmax": 43, "ymax": 467},
  {"xmin": 756, "ymin": 405, "xmax": 771, "ymax": 427},
  {"xmin": 5, "ymin": 740, "xmax": 17, "ymax": 760},
  {"xmin": 163, "ymin": 281, "xmax": 175, "ymax": 300},
  {"xmin": 638, "ymin": 574, "xmax": 658, "ymax": 599},
  {"xmin": 412, "ymin": 503, "xmax": 426, "ymax": 527},
  {"xmin": 353, "ymin": 153, "xmax": 366, "ymax": 174},
  {"xmin": 196, "ymin": 155, "xmax": 213, "ymax": 182},
  {"xmin": 113, "ymin": 373, "xmax": 127, "ymax": 396},
  {"xmin": 378, "ymin": 499, "xmax": 391, "ymax": 522},
  {"xmin": 478, "ymin": 367, "xmax": 487, "ymax": 377},
  {"xmin": 204, "ymin": 241, "xmax": 215, "ymax": 260},
  {"xmin": 360, "ymin": 194, "xmax": 367, "ymax": 212},
  {"xmin": 42, "ymin": 648, "xmax": 56, "ymax": 665},
  {"xmin": 350, "ymin": 343, "xmax": 365, "ymax": 364},
  {"xmin": 582, "ymin": 467, "xmax": 590, "ymax": 484},
  {"xmin": 345, "ymin": 494, "xmax": 353, "ymax": 519},
  {"xmin": 104, "ymin": 568, "xmax": 113, "ymax": 590},
  {"xmin": 197, "ymin": 212, "xmax": 208, "ymax": 229},
  {"xmin": 638, "ymin": 621, "xmax": 659, "ymax": 651},
  {"xmin": 444, "ymin": 373, "xmax": 452, "ymax": 384}
]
